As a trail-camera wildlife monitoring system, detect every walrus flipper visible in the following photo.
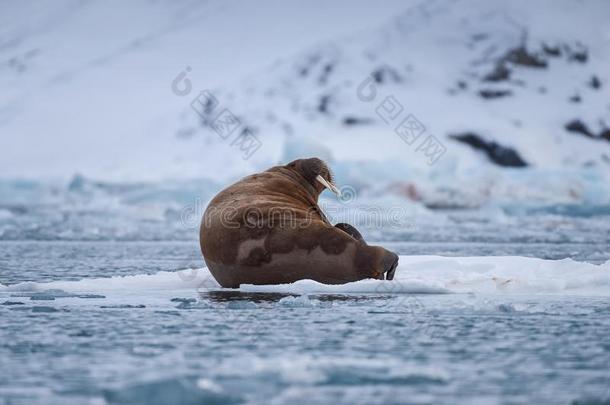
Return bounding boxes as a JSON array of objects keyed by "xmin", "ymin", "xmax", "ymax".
[
  {"xmin": 334, "ymin": 223, "xmax": 399, "ymax": 279},
  {"xmin": 334, "ymin": 222, "xmax": 365, "ymax": 243}
]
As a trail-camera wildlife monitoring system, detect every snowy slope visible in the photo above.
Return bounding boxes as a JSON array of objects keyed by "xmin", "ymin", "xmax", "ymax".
[
  {"xmin": 184, "ymin": 0, "xmax": 610, "ymax": 207},
  {"xmin": 1, "ymin": 1, "xmax": 608, "ymax": 184},
  {"xmin": 196, "ymin": 0, "xmax": 610, "ymax": 166},
  {"xmin": 0, "ymin": 0, "xmax": 414, "ymax": 181}
]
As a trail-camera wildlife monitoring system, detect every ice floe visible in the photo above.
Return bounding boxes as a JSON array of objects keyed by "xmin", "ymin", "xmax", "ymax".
[{"xmin": 2, "ymin": 255, "xmax": 609, "ymax": 296}]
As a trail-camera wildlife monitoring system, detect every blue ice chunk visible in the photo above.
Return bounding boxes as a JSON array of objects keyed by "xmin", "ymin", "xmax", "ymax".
[
  {"xmin": 2, "ymin": 301, "xmax": 25, "ymax": 305},
  {"xmin": 30, "ymin": 294, "xmax": 55, "ymax": 301},
  {"xmin": 32, "ymin": 306, "xmax": 58, "ymax": 313},
  {"xmin": 100, "ymin": 304, "xmax": 146, "ymax": 309},
  {"xmin": 226, "ymin": 301, "xmax": 258, "ymax": 310}
]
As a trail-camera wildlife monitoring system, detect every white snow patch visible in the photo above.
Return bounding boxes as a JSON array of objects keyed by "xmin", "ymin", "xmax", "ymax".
[
  {"xmin": 0, "ymin": 267, "xmax": 217, "ymax": 293},
  {"xmin": 2, "ymin": 255, "xmax": 609, "ymax": 296}
]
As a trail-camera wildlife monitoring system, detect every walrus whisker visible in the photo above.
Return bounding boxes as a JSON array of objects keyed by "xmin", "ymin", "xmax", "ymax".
[{"xmin": 316, "ymin": 175, "xmax": 342, "ymax": 197}]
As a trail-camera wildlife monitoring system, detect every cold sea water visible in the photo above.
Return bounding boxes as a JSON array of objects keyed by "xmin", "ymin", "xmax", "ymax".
[
  {"xmin": 1, "ymin": 182, "xmax": 609, "ymax": 404},
  {"xmin": 1, "ymin": 238, "xmax": 610, "ymax": 405}
]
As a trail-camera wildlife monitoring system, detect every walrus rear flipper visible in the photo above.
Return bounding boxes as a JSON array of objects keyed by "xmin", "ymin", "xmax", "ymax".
[{"xmin": 334, "ymin": 223, "xmax": 398, "ymax": 280}]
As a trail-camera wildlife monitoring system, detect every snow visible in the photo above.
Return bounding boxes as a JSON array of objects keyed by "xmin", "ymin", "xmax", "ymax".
[
  {"xmin": 2, "ymin": 255, "xmax": 609, "ymax": 296},
  {"xmin": 242, "ymin": 279, "xmax": 449, "ymax": 295},
  {"xmin": 241, "ymin": 256, "xmax": 610, "ymax": 295},
  {"xmin": 0, "ymin": 0, "xmax": 414, "ymax": 181},
  {"xmin": 0, "ymin": 267, "xmax": 217, "ymax": 292}
]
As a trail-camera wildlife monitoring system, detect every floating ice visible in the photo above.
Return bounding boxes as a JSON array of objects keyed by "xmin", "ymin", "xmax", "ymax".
[
  {"xmin": 497, "ymin": 303, "xmax": 517, "ymax": 313},
  {"xmin": 240, "ymin": 256, "xmax": 610, "ymax": 296},
  {"xmin": 103, "ymin": 377, "xmax": 240, "ymax": 405},
  {"xmin": 1, "ymin": 256, "xmax": 609, "ymax": 296},
  {"xmin": 1, "ymin": 301, "xmax": 24, "ymax": 306},
  {"xmin": 226, "ymin": 301, "xmax": 258, "ymax": 310},
  {"xmin": 242, "ymin": 278, "xmax": 449, "ymax": 295},
  {"xmin": 170, "ymin": 298, "xmax": 197, "ymax": 304},
  {"xmin": 31, "ymin": 306, "xmax": 58, "ymax": 313},
  {"xmin": 76, "ymin": 294, "xmax": 106, "ymax": 299},
  {"xmin": 0, "ymin": 268, "xmax": 216, "ymax": 293},
  {"xmin": 175, "ymin": 300, "xmax": 212, "ymax": 310},
  {"xmin": 30, "ymin": 294, "xmax": 55, "ymax": 301},
  {"xmin": 278, "ymin": 295, "xmax": 329, "ymax": 308},
  {"xmin": 100, "ymin": 304, "xmax": 146, "ymax": 309}
]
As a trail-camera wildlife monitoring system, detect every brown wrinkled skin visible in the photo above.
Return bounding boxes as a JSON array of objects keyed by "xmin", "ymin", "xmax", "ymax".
[{"xmin": 200, "ymin": 158, "xmax": 399, "ymax": 288}]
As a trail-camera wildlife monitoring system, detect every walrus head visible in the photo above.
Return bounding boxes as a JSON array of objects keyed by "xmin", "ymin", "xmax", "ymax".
[{"xmin": 286, "ymin": 157, "xmax": 341, "ymax": 198}]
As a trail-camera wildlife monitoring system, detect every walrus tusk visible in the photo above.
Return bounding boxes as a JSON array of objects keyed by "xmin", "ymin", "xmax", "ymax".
[{"xmin": 316, "ymin": 175, "xmax": 342, "ymax": 197}]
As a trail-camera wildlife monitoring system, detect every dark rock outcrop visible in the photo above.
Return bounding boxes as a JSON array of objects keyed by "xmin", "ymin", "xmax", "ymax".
[
  {"xmin": 542, "ymin": 43, "xmax": 561, "ymax": 57},
  {"xmin": 589, "ymin": 75, "xmax": 601, "ymax": 89},
  {"xmin": 318, "ymin": 62, "xmax": 334, "ymax": 85},
  {"xmin": 450, "ymin": 132, "xmax": 528, "ymax": 167},
  {"xmin": 565, "ymin": 119, "xmax": 610, "ymax": 142},
  {"xmin": 504, "ymin": 45, "xmax": 548, "ymax": 68},
  {"xmin": 317, "ymin": 94, "xmax": 331, "ymax": 114},
  {"xmin": 483, "ymin": 63, "xmax": 511, "ymax": 82},
  {"xmin": 371, "ymin": 66, "xmax": 402, "ymax": 84},
  {"xmin": 565, "ymin": 119, "xmax": 595, "ymax": 138},
  {"xmin": 566, "ymin": 44, "xmax": 588, "ymax": 63},
  {"xmin": 342, "ymin": 116, "xmax": 373, "ymax": 126},
  {"xmin": 479, "ymin": 89, "xmax": 512, "ymax": 99}
]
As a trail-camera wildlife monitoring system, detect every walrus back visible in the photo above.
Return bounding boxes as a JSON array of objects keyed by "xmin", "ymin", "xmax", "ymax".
[{"xmin": 200, "ymin": 169, "xmax": 320, "ymax": 269}]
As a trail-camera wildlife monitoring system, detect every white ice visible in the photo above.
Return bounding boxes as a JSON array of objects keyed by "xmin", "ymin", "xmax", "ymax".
[{"xmin": 2, "ymin": 255, "xmax": 609, "ymax": 296}]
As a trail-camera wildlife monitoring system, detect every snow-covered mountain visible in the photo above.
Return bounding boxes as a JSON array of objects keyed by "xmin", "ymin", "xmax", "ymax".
[
  {"xmin": 184, "ymin": 0, "xmax": 610, "ymax": 208},
  {"xmin": 0, "ymin": 0, "xmax": 412, "ymax": 180}
]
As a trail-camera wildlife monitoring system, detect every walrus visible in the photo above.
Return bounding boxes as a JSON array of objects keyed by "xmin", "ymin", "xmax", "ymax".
[{"xmin": 199, "ymin": 157, "xmax": 399, "ymax": 288}]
